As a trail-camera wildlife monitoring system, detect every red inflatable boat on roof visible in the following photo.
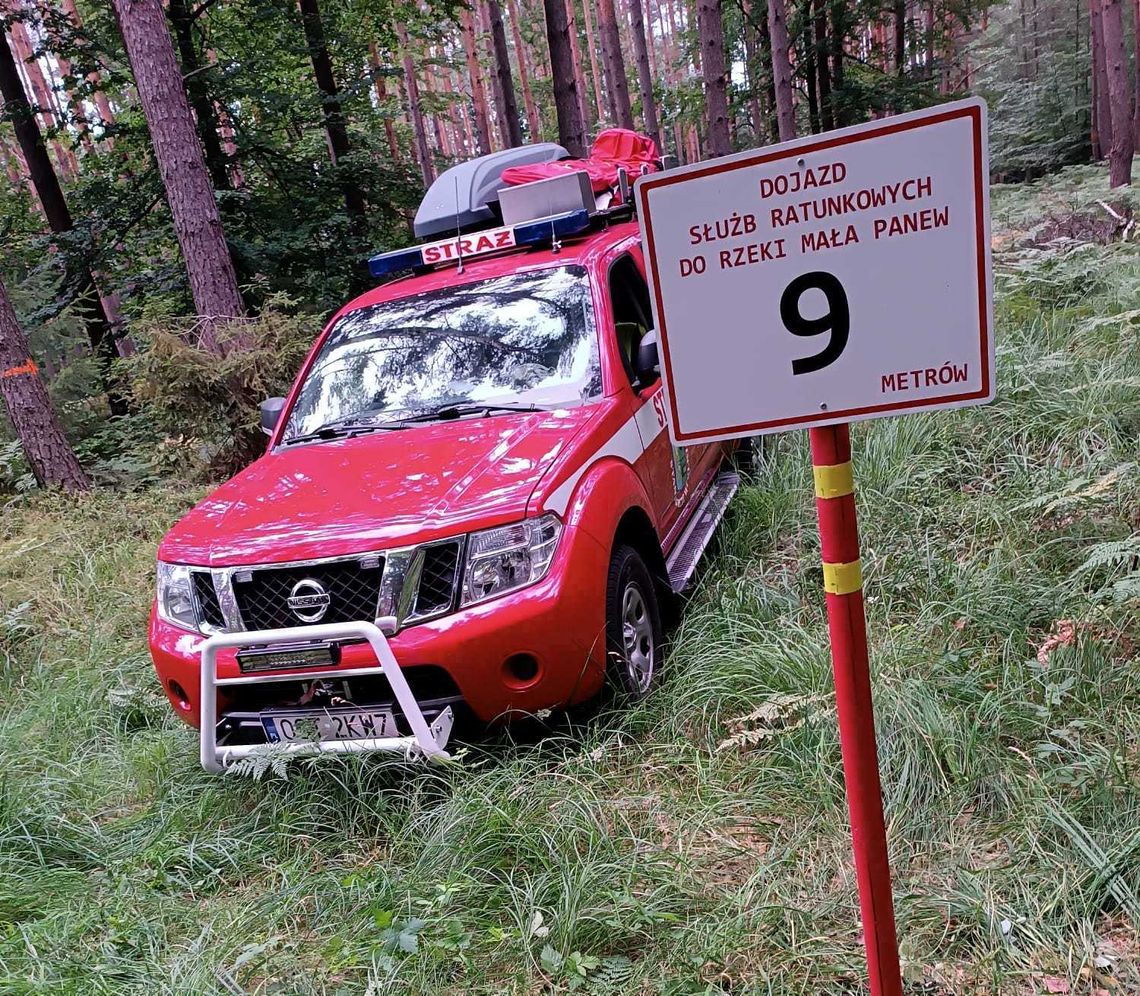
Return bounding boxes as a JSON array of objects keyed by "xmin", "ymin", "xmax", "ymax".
[{"xmin": 500, "ymin": 128, "xmax": 661, "ymax": 193}]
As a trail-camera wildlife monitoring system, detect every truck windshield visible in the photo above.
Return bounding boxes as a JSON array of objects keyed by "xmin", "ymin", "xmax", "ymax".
[{"xmin": 282, "ymin": 265, "xmax": 599, "ymax": 441}]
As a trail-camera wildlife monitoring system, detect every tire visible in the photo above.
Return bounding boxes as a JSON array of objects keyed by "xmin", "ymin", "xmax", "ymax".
[
  {"xmin": 732, "ymin": 435, "xmax": 765, "ymax": 475},
  {"xmin": 605, "ymin": 544, "xmax": 664, "ymax": 701}
]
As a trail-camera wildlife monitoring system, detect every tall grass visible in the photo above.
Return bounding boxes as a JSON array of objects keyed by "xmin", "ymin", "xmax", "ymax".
[{"xmin": 0, "ymin": 166, "xmax": 1137, "ymax": 994}]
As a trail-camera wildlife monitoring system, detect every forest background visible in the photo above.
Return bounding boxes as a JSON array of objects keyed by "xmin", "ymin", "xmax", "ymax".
[{"xmin": 0, "ymin": 0, "xmax": 1131, "ymax": 484}]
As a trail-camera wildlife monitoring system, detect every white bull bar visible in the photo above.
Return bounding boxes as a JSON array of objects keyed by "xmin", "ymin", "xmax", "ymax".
[{"xmin": 199, "ymin": 620, "xmax": 454, "ymax": 772}]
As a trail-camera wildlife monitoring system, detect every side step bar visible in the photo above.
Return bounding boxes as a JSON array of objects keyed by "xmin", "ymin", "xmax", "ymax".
[{"xmin": 665, "ymin": 470, "xmax": 740, "ymax": 593}]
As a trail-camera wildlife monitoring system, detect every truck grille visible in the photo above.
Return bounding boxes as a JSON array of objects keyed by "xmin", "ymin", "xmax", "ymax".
[
  {"xmin": 412, "ymin": 542, "xmax": 461, "ymax": 618},
  {"xmin": 192, "ymin": 571, "xmax": 226, "ymax": 630},
  {"xmin": 232, "ymin": 559, "xmax": 385, "ymax": 631}
]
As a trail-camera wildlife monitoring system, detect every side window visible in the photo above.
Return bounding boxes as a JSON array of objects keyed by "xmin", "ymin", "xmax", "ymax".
[{"xmin": 608, "ymin": 254, "xmax": 655, "ymax": 387}]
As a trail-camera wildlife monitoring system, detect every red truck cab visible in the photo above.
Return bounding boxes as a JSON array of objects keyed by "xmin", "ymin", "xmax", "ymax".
[{"xmin": 149, "ymin": 137, "xmax": 740, "ymax": 770}]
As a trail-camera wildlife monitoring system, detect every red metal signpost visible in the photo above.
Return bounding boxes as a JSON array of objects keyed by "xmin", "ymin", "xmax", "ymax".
[
  {"xmin": 634, "ymin": 99, "xmax": 993, "ymax": 996},
  {"xmin": 809, "ymin": 422, "xmax": 902, "ymax": 996}
]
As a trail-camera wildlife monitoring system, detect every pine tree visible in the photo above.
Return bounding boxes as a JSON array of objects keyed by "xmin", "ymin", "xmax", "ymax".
[
  {"xmin": 697, "ymin": 0, "xmax": 731, "ymax": 155},
  {"xmin": 766, "ymin": 0, "xmax": 795, "ymax": 142},
  {"xmin": 543, "ymin": 0, "xmax": 587, "ymax": 155},
  {"xmin": 597, "ymin": 0, "xmax": 633, "ymax": 128},
  {"xmin": 460, "ymin": 7, "xmax": 494, "ymax": 154},
  {"xmin": 110, "ymin": 0, "xmax": 243, "ymax": 351},
  {"xmin": 484, "ymin": 0, "xmax": 523, "ymax": 147},
  {"xmin": 395, "ymin": 24, "xmax": 435, "ymax": 183},
  {"xmin": 296, "ymin": 0, "xmax": 367, "ymax": 218},
  {"xmin": 0, "ymin": 30, "xmax": 126, "ymax": 413},
  {"xmin": 0, "ymin": 273, "xmax": 89, "ymax": 492},
  {"xmin": 627, "ymin": 0, "xmax": 661, "ymax": 149},
  {"xmin": 1100, "ymin": 0, "xmax": 1133, "ymax": 184}
]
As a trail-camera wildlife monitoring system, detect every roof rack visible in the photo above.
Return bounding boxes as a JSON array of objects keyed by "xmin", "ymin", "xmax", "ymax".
[{"xmin": 369, "ymin": 137, "xmax": 651, "ymax": 279}]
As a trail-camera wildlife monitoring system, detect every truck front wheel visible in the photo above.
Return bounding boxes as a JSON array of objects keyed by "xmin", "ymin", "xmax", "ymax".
[{"xmin": 605, "ymin": 545, "xmax": 663, "ymax": 701}]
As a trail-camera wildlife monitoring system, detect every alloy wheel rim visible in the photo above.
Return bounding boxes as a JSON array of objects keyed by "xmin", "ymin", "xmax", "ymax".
[{"xmin": 621, "ymin": 582, "xmax": 654, "ymax": 693}]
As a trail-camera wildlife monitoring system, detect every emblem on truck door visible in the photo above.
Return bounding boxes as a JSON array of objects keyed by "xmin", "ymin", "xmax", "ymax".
[{"xmin": 287, "ymin": 578, "xmax": 331, "ymax": 622}]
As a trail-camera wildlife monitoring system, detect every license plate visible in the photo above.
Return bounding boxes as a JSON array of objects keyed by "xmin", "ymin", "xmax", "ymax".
[{"xmin": 262, "ymin": 708, "xmax": 399, "ymax": 744}]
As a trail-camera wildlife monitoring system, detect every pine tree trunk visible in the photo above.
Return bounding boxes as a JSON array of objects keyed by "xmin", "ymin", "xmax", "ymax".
[
  {"xmin": 741, "ymin": 0, "xmax": 765, "ymax": 143},
  {"xmin": 1132, "ymin": 0, "xmax": 1140, "ymax": 152},
  {"xmin": 61, "ymin": 0, "xmax": 115, "ymax": 143},
  {"xmin": 8, "ymin": 22, "xmax": 77, "ymax": 180},
  {"xmin": 0, "ymin": 274, "xmax": 89, "ymax": 492},
  {"xmin": 1090, "ymin": 0, "xmax": 1113, "ymax": 157},
  {"xmin": 627, "ymin": 0, "xmax": 662, "ymax": 149},
  {"xmin": 563, "ymin": 0, "xmax": 593, "ymax": 133},
  {"xmin": 166, "ymin": 0, "xmax": 230, "ymax": 193},
  {"xmin": 1090, "ymin": 0, "xmax": 1101, "ymax": 158},
  {"xmin": 111, "ymin": 0, "xmax": 243, "ymax": 350},
  {"xmin": 925, "ymin": 0, "xmax": 935, "ymax": 77},
  {"xmin": 296, "ymin": 0, "xmax": 367, "ymax": 219},
  {"xmin": 0, "ymin": 133, "xmax": 22, "ymax": 186},
  {"xmin": 814, "ymin": 0, "xmax": 832, "ymax": 130},
  {"xmin": 395, "ymin": 23, "xmax": 435, "ymax": 184},
  {"xmin": 480, "ymin": 3, "xmax": 507, "ymax": 144},
  {"xmin": 506, "ymin": 0, "xmax": 542, "ymax": 139},
  {"xmin": 758, "ymin": 4, "xmax": 779, "ymax": 141},
  {"xmin": 1100, "ymin": 0, "xmax": 1133, "ymax": 185},
  {"xmin": 424, "ymin": 54, "xmax": 449, "ymax": 156},
  {"xmin": 646, "ymin": 0, "xmax": 662, "ymax": 94},
  {"xmin": 442, "ymin": 63, "xmax": 472, "ymax": 155},
  {"xmin": 0, "ymin": 31, "xmax": 126, "ymax": 412},
  {"xmin": 484, "ymin": 0, "xmax": 523, "ymax": 147},
  {"xmin": 766, "ymin": 0, "xmax": 795, "ymax": 142},
  {"xmin": 543, "ymin": 0, "xmax": 588, "ymax": 155},
  {"xmin": 459, "ymin": 7, "xmax": 494, "ymax": 154},
  {"xmin": 696, "ymin": 0, "xmax": 730, "ymax": 155},
  {"xmin": 894, "ymin": 0, "xmax": 905, "ymax": 74},
  {"xmin": 581, "ymin": 0, "xmax": 608, "ymax": 123},
  {"xmin": 830, "ymin": 3, "xmax": 845, "ymax": 125},
  {"xmin": 368, "ymin": 42, "xmax": 402, "ymax": 160},
  {"xmin": 804, "ymin": 12, "xmax": 820, "ymax": 133},
  {"xmin": 598, "ymin": 0, "xmax": 634, "ymax": 129}
]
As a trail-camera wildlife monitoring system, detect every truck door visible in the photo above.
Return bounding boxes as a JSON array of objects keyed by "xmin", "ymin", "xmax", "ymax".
[{"xmin": 606, "ymin": 251, "xmax": 704, "ymax": 537}]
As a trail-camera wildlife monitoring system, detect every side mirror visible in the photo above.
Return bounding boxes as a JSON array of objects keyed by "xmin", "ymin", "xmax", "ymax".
[
  {"xmin": 635, "ymin": 330, "xmax": 660, "ymax": 385},
  {"xmin": 260, "ymin": 397, "xmax": 286, "ymax": 436}
]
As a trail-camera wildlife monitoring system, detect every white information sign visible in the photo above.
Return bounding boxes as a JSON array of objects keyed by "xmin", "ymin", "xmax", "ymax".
[{"xmin": 635, "ymin": 98, "xmax": 994, "ymax": 444}]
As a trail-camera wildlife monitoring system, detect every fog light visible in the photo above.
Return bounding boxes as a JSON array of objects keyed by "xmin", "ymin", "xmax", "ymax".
[
  {"xmin": 503, "ymin": 653, "xmax": 540, "ymax": 687},
  {"xmin": 169, "ymin": 679, "xmax": 191, "ymax": 710}
]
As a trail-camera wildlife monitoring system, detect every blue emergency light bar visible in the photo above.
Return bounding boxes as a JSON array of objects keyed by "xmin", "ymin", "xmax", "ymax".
[{"xmin": 368, "ymin": 209, "xmax": 592, "ymax": 278}]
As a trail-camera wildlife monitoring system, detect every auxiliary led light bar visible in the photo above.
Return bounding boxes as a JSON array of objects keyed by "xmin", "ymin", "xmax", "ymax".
[{"xmin": 368, "ymin": 209, "xmax": 592, "ymax": 278}]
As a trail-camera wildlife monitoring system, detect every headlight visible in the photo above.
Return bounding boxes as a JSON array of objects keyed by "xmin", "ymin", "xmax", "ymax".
[
  {"xmin": 461, "ymin": 514, "xmax": 562, "ymax": 606},
  {"xmin": 156, "ymin": 562, "xmax": 200, "ymax": 632}
]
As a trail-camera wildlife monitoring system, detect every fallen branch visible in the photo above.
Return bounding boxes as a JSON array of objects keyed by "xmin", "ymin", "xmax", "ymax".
[{"xmin": 1096, "ymin": 199, "xmax": 1125, "ymax": 222}]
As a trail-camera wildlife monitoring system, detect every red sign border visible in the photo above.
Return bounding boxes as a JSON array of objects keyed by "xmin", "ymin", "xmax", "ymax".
[{"xmin": 636, "ymin": 101, "xmax": 991, "ymax": 443}]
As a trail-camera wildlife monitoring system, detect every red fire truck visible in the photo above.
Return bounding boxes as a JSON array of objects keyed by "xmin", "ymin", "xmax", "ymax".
[{"xmin": 148, "ymin": 132, "xmax": 741, "ymax": 770}]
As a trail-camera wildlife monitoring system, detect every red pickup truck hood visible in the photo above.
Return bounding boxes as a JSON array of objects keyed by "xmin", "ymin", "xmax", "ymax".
[{"xmin": 159, "ymin": 407, "xmax": 599, "ymax": 567}]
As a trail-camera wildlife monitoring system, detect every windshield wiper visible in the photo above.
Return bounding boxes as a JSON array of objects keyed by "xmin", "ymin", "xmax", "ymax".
[
  {"xmin": 400, "ymin": 402, "xmax": 544, "ymax": 424},
  {"xmin": 282, "ymin": 419, "xmax": 407, "ymax": 446}
]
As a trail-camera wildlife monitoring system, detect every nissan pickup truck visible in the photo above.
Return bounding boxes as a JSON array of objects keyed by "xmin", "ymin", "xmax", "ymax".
[{"xmin": 149, "ymin": 131, "xmax": 740, "ymax": 770}]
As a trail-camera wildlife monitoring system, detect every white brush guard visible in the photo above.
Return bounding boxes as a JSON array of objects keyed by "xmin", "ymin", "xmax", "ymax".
[{"xmin": 199, "ymin": 620, "xmax": 454, "ymax": 772}]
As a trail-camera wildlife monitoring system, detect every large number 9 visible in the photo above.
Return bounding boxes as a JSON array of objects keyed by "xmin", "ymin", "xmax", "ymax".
[{"xmin": 779, "ymin": 271, "xmax": 850, "ymax": 375}]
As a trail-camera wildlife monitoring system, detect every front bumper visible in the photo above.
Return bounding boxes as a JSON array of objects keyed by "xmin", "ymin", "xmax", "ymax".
[
  {"xmin": 199, "ymin": 621, "xmax": 454, "ymax": 771},
  {"xmin": 149, "ymin": 521, "xmax": 610, "ymax": 734}
]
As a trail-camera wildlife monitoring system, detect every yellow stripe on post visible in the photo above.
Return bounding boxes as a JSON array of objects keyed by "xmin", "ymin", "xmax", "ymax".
[
  {"xmin": 813, "ymin": 461, "xmax": 855, "ymax": 499},
  {"xmin": 823, "ymin": 559, "xmax": 863, "ymax": 595}
]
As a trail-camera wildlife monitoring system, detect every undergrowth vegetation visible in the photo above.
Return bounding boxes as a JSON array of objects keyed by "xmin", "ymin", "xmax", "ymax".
[{"xmin": 0, "ymin": 167, "xmax": 1138, "ymax": 994}]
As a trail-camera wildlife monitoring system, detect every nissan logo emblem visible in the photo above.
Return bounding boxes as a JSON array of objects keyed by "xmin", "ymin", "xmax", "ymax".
[{"xmin": 287, "ymin": 578, "xmax": 331, "ymax": 623}]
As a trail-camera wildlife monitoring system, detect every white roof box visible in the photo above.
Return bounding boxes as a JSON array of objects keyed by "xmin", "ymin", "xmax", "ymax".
[{"xmin": 413, "ymin": 143, "xmax": 569, "ymax": 239}]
